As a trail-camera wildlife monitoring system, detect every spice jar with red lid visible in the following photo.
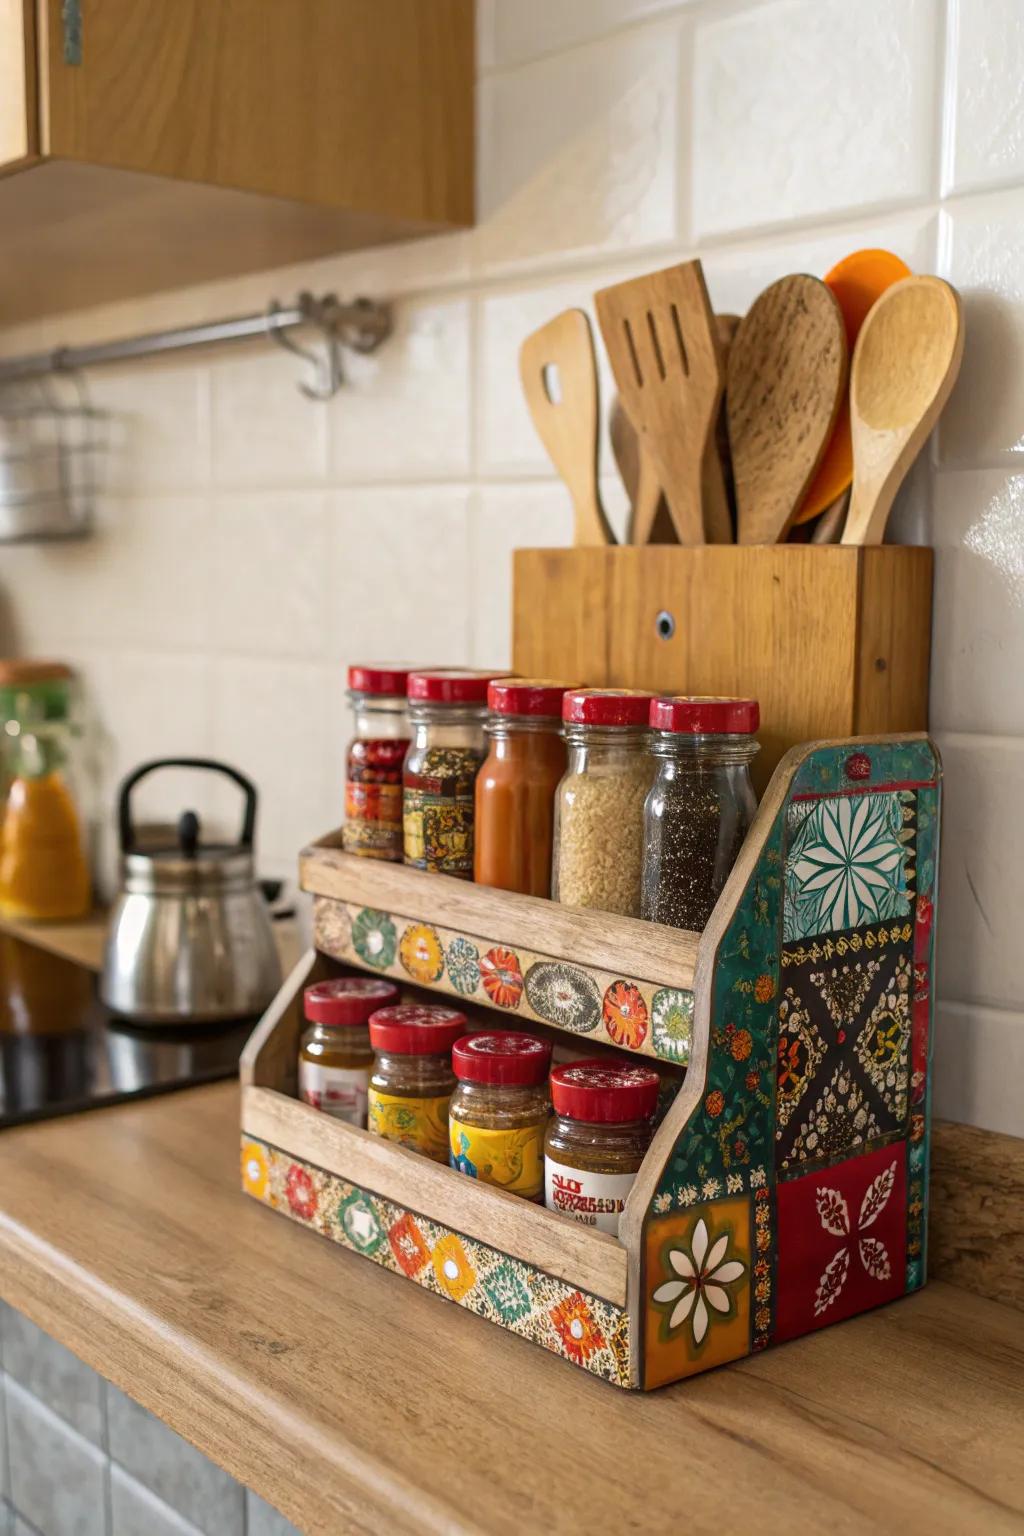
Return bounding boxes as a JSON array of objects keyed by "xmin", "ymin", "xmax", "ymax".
[
  {"xmin": 367, "ymin": 1002, "xmax": 467, "ymax": 1161},
  {"xmin": 342, "ymin": 665, "xmax": 412, "ymax": 862},
  {"xmin": 449, "ymin": 1031, "xmax": 552, "ymax": 1199},
  {"xmin": 552, "ymin": 688, "xmax": 655, "ymax": 917},
  {"xmin": 474, "ymin": 678, "xmax": 571, "ymax": 897},
  {"xmin": 298, "ymin": 976, "xmax": 399, "ymax": 1125},
  {"xmin": 544, "ymin": 1059, "xmax": 660, "ymax": 1234},
  {"xmin": 641, "ymin": 696, "xmax": 760, "ymax": 933},
  {"xmin": 403, "ymin": 670, "xmax": 502, "ymax": 879}
]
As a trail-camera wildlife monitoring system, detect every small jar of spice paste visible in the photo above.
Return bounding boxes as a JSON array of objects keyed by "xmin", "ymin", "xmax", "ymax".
[
  {"xmin": 342, "ymin": 665, "xmax": 411, "ymax": 861},
  {"xmin": 449, "ymin": 1031, "xmax": 552, "ymax": 1200},
  {"xmin": 403, "ymin": 670, "xmax": 498, "ymax": 879},
  {"xmin": 299, "ymin": 976, "xmax": 398, "ymax": 1126},
  {"xmin": 641, "ymin": 697, "xmax": 760, "ymax": 932},
  {"xmin": 367, "ymin": 1003, "xmax": 466, "ymax": 1162},
  {"xmin": 474, "ymin": 679, "xmax": 570, "ymax": 897},
  {"xmin": 544, "ymin": 1060, "xmax": 659, "ymax": 1235},
  {"xmin": 552, "ymin": 689, "xmax": 654, "ymax": 917}
]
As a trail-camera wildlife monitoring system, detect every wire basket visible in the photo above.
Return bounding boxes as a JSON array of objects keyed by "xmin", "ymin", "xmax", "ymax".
[{"xmin": 0, "ymin": 373, "xmax": 107, "ymax": 542}]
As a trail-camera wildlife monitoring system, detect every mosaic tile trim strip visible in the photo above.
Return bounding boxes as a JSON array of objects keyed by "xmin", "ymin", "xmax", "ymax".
[
  {"xmin": 241, "ymin": 1135, "xmax": 632, "ymax": 1388},
  {"xmin": 907, "ymin": 781, "xmax": 939, "ymax": 1293},
  {"xmin": 313, "ymin": 896, "xmax": 694, "ymax": 1064},
  {"xmin": 791, "ymin": 740, "xmax": 938, "ymax": 797}
]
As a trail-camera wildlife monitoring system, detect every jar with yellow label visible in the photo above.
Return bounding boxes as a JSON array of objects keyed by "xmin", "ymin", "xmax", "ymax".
[
  {"xmin": 299, "ymin": 976, "xmax": 399, "ymax": 1126},
  {"xmin": 449, "ymin": 1031, "xmax": 552, "ymax": 1200},
  {"xmin": 367, "ymin": 1003, "xmax": 466, "ymax": 1162}
]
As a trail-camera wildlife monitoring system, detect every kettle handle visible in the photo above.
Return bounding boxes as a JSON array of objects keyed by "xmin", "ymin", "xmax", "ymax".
[{"xmin": 118, "ymin": 758, "xmax": 258, "ymax": 853}]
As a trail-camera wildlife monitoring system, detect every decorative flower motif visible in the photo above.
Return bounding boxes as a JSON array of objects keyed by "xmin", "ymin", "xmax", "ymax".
[
  {"xmin": 549, "ymin": 1291, "xmax": 605, "ymax": 1365},
  {"xmin": 813, "ymin": 1160, "xmax": 896, "ymax": 1316},
  {"xmin": 730, "ymin": 1028, "xmax": 753, "ymax": 1061},
  {"xmin": 480, "ymin": 947, "xmax": 524, "ymax": 1009},
  {"xmin": 285, "ymin": 1163, "xmax": 317, "ymax": 1221},
  {"xmin": 399, "ymin": 922, "xmax": 445, "ymax": 983},
  {"xmin": 705, "ymin": 1089, "xmax": 725, "ymax": 1118},
  {"xmin": 744, "ymin": 1069, "xmax": 760, "ymax": 1091},
  {"xmin": 844, "ymin": 752, "xmax": 872, "ymax": 781},
  {"xmin": 726, "ymin": 1173, "xmax": 743, "ymax": 1194},
  {"xmin": 445, "ymin": 936, "xmax": 481, "ymax": 996},
  {"xmin": 337, "ymin": 1192, "xmax": 383, "ymax": 1254},
  {"xmin": 482, "ymin": 1260, "xmax": 532, "ymax": 1324},
  {"xmin": 650, "ymin": 988, "xmax": 693, "ymax": 1063},
  {"xmin": 351, "ymin": 908, "xmax": 397, "ymax": 969},
  {"xmin": 525, "ymin": 962, "xmax": 600, "ymax": 1032},
  {"xmin": 432, "ymin": 1234, "xmax": 476, "ymax": 1301},
  {"xmin": 749, "ymin": 1166, "xmax": 766, "ymax": 1188},
  {"xmin": 603, "ymin": 981, "xmax": 648, "ymax": 1049},
  {"xmin": 652, "ymin": 1218, "xmax": 746, "ymax": 1347},
  {"xmin": 241, "ymin": 1141, "xmax": 268, "ymax": 1200},
  {"xmin": 389, "ymin": 1213, "xmax": 430, "ymax": 1278},
  {"xmin": 654, "ymin": 1192, "xmax": 672, "ymax": 1214},
  {"xmin": 678, "ymin": 1184, "xmax": 698, "ymax": 1207},
  {"xmin": 786, "ymin": 792, "xmax": 909, "ymax": 939},
  {"xmin": 701, "ymin": 1178, "xmax": 721, "ymax": 1199},
  {"xmin": 753, "ymin": 973, "xmax": 776, "ymax": 1004}
]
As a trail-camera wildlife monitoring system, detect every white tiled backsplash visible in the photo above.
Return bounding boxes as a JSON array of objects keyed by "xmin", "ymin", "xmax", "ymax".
[{"xmin": 0, "ymin": 0, "xmax": 1020, "ymax": 1136}]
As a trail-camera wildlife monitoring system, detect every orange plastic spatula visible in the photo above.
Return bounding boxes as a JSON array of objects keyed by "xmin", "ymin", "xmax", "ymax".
[{"xmin": 795, "ymin": 248, "xmax": 911, "ymax": 525}]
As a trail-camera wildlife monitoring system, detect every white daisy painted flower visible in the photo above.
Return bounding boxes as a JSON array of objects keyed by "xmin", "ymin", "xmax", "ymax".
[{"xmin": 652, "ymin": 1218, "xmax": 746, "ymax": 1346}]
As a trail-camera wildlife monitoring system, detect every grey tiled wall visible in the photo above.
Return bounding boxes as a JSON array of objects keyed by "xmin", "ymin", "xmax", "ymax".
[{"xmin": 0, "ymin": 1305, "xmax": 300, "ymax": 1536}]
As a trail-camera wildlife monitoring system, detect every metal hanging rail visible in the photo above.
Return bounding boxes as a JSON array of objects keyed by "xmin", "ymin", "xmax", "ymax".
[{"xmin": 0, "ymin": 292, "xmax": 392, "ymax": 401}]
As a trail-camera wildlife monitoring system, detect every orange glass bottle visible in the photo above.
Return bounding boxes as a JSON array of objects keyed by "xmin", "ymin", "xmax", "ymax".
[{"xmin": 473, "ymin": 679, "xmax": 570, "ymax": 896}]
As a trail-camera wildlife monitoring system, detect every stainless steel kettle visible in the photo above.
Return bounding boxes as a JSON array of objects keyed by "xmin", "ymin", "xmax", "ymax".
[{"xmin": 101, "ymin": 758, "xmax": 282, "ymax": 1025}]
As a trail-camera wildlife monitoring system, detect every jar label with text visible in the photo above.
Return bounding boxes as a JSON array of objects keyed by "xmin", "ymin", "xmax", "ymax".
[
  {"xmin": 367, "ymin": 1088, "xmax": 451, "ymax": 1162},
  {"xmin": 299, "ymin": 1061, "xmax": 370, "ymax": 1126},
  {"xmin": 402, "ymin": 791, "xmax": 474, "ymax": 876},
  {"xmin": 449, "ymin": 1119, "xmax": 545, "ymax": 1200},
  {"xmin": 544, "ymin": 1157, "xmax": 637, "ymax": 1235}
]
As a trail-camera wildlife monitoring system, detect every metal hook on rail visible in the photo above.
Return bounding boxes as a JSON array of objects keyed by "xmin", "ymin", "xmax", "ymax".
[{"xmin": 266, "ymin": 295, "xmax": 342, "ymax": 402}]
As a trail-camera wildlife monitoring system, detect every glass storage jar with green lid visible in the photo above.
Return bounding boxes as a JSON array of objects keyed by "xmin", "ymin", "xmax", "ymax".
[
  {"xmin": 551, "ymin": 688, "xmax": 654, "ymax": 917},
  {"xmin": 641, "ymin": 696, "xmax": 760, "ymax": 932},
  {"xmin": 544, "ymin": 1060, "xmax": 660, "ymax": 1235},
  {"xmin": 449, "ymin": 1030, "xmax": 552, "ymax": 1200},
  {"xmin": 402, "ymin": 669, "xmax": 501, "ymax": 878},
  {"xmin": 342, "ymin": 664, "xmax": 411, "ymax": 863},
  {"xmin": 367, "ymin": 1002, "xmax": 467, "ymax": 1162}
]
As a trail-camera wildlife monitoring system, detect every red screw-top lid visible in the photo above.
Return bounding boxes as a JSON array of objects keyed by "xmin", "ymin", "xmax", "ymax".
[
  {"xmin": 550, "ymin": 1059, "xmax": 660, "ymax": 1122},
  {"xmin": 304, "ymin": 977, "xmax": 399, "ymax": 1027},
  {"xmin": 452, "ymin": 1031, "xmax": 552, "ymax": 1086},
  {"xmin": 348, "ymin": 664, "xmax": 413, "ymax": 697},
  {"xmin": 487, "ymin": 678, "xmax": 573, "ymax": 718},
  {"xmin": 562, "ymin": 688, "xmax": 654, "ymax": 727},
  {"xmin": 649, "ymin": 696, "xmax": 760, "ymax": 735},
  {"xmin": 368, "ymin": 1003, "xmax": 468, "ymax": 1055},
  {"xmin": 407, "ymin": 669, "xmax": 501, "ymax": 705}
]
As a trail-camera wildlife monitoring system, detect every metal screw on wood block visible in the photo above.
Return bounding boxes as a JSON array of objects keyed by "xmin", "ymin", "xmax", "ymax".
[{"xmin": 655, "ymin": 610, "xmax": 676, "ymax": 640}]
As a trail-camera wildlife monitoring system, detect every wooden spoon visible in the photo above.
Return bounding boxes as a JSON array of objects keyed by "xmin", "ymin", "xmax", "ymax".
[
  {"xmin": 727, "ymin": 275, "xmax": 847, "ymax": 544},
  {"xmin": 703, "ymin": 313, "xmax": 740, "ymax": 543},
  {"xmin": 519, "ymin": 309, "xmax": 615, "ymax": 546},
  {"xmin": 842, "ymin": 276, "xmax": 964, "ymax": 546},
  {"xmin": 595, "ymin": 261, "xmax": 722, "ymax": 546},
  {"xmin": 609, "ymin": 397, "xmax": 675, "ymax": 543}
]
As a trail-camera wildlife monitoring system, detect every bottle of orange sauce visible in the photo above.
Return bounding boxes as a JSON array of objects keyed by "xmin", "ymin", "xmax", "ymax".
[{"xmin": 473, "ymin": 679, "xmax": 573, "ymax": 897}]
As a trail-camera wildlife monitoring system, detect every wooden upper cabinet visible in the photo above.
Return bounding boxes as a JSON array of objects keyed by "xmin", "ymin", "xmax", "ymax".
[{"xmin": 0, "ymin": 0, "xmax": 474, "ymax": 323}]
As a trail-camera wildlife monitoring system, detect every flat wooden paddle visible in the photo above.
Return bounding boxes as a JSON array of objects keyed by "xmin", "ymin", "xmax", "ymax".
[
  {"xmin": 727, "ymin": 275, "xmax": 847, "ymax": 544},
  {"xmin": 842, "ymin": 275, "xmax": 964, "ymax": 546},
  {"xmin": 609, "ymin": 396, "xmax": 675, "ymax": 543},
  {"xmin": 519, "ymin": 309, "xmax": 615, "ymax": 546},
  {"xmin": 595, "ymin": 261, "xmax": 722, "ymax": 546}
]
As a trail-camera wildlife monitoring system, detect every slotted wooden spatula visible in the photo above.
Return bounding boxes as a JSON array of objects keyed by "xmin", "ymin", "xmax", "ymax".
[
  {"xmin": 727, "ymin": 275, "xmax": 847, "ymax": 544},
  {"xmin": 595, "ymin": 261, "xmax": 723, "ymax": 546},
  {"xmin": 519, "ymin": 309, "xmax": 615, "ymax": 546}
]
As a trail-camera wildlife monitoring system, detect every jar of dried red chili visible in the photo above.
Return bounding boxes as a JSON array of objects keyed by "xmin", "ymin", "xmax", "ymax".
[{"xmin": 342, "ymin": 665, "xmax": 411, "ymax": 862}]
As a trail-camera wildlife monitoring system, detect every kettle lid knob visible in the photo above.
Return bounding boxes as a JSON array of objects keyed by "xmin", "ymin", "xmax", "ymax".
[{"xmin": 177, "ymin": 810, "xmax": 200, "ymax": 858}]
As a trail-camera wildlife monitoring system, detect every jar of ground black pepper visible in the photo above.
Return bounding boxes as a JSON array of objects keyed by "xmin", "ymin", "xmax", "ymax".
[
  {"xmin": 367, "ymin": 1003, "xmax": 467, "ymax": 1161},
  {"xmin": 449, "ymin": 1031, "xmax": 552, "ymax": 1200},
  {"xmin": 403, "ymin": 670, "xmax": 499, "ymax": 879},
  {"xmin": 299, "ymin": 976, "xmax": 399, "ymax": 1125},
  {"xmin": 641, "ymin": 697, "xmax": 760, "ymax": 932},
  {"xmin": 552, "ymin": 689, "xmax": 654, "ymax": 916},
  {"xmin": 544, "ymin": 1061, "xmax": 659, "ymax": 1235},
  {"xmin": 474, "ymin": 679, "xmax": 571, "ymax": 897},
  {"xmin": 342, "ymin": 665, "xmax": 411, "ymax": 861}
]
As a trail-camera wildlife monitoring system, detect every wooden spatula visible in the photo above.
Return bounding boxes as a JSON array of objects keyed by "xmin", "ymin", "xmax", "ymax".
[
  {"xmin": 609, "ymin": 397, "xmax": 675, "ymax": 543},
  {"xmin": 595, "ymin": 261, "xmax": 722, "ymax": 546},
  {"xmin": 519, "ymin": 309, "xmax": 615, "ymax": 546},
  {"xmin": 727, "ymin": 275, "xmax": 847, "ymax": 544},
  {"xmin": 842, "ymin": 275, "xmax": 964, "ymax": 546}
]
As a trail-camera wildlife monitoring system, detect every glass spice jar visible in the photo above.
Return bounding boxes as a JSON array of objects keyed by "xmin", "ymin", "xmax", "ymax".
[
  {"xmin": 403, "ymin": 670, "xmax": 498, "ymax": 879},
  {"xmin": 298, "ymin": 976, "xmax": 399, "ymax": 1126},
  {"xmin": 342, "ymin": 665, "xmax": 411, "ymax": 862},
  {"xmin": 367, "ymin": 1003, "xmax": 467, "ymax": 1162},
  {"xmin": 641, "ymin": 697, "xmax": 760, "ymax": 932},
  {"xmin": 449, "ymin": 1031, "xmax": 552, "ymax": 1200},
  {"xmin": 474, "ymin": 679, "xmax": 571, "ymax": 897},
  {"xmin": 544, "ymin": 1060, "xmax": 660, "ymax": 1235},
  {"xmin": 551, "ymin": 689, "xmax": 655, "ymax": 917}
]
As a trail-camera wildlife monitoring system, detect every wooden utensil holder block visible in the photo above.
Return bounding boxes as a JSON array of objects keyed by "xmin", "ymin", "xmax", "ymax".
[
  {"xmin": 512, "ymin": 545, "xmax": 932, "ymax": 791},
  {"xmin": 241, "ymin": 733, "xmax": 940, "ymax": 1391}
]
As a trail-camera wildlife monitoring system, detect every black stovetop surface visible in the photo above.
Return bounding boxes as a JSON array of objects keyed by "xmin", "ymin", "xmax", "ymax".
[{"xmin": 0, "ymin": 931, "xmax": 252, "ymax": 1128}]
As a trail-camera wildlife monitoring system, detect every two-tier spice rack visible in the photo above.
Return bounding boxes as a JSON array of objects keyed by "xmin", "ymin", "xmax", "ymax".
[{"xmin": 241, "ymin": 545, "xmax": 939, "ymax": 1390}]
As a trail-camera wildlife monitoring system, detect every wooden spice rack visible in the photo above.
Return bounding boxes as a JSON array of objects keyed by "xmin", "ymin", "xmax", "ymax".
[{"xmin": 241, "ymin": 545, "xmax": 939, "ymax": 1391}]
